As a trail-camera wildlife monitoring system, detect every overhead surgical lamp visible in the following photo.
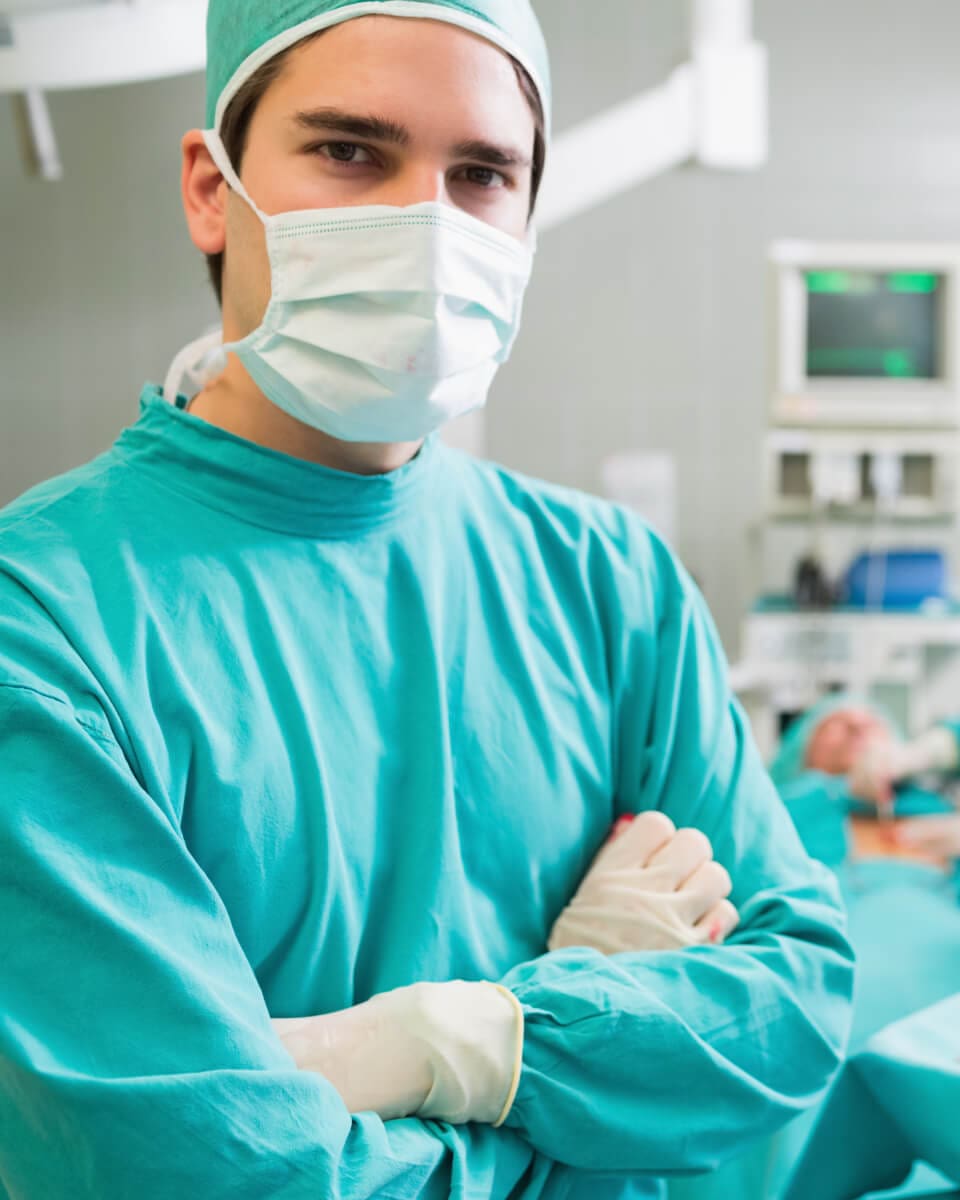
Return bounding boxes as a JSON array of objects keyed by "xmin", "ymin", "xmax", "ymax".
[
  {"xmin": 537, "ymin": 0, "xmax": 768, "ymax": 229},
  {"xmin": 0, "ymin": 0, "xmax": 206, "ymax": 180}
]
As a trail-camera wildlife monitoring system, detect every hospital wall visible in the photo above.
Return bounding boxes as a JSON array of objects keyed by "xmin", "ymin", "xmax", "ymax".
[{"xmin": 1, "ymin": 0, "xmax": 958, "ymax": 653}]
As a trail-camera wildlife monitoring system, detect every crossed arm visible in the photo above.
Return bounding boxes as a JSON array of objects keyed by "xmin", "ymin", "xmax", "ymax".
[
  {"xmin": 0, "ymin": 559, "xmax": 853, "ymax": 1197},
  {"xmin": 272, "ymin": 811, "xmax": 740, "ymax": 1129}
]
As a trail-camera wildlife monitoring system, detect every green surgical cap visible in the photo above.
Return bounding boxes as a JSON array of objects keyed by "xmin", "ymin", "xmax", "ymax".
[
  {"xmin": 767, "ymin": 694, "xmax": 902, "ymax": 792},
  {"xmin": 205, "ymin": 0, "xmax": 551, "ymax": 135}
]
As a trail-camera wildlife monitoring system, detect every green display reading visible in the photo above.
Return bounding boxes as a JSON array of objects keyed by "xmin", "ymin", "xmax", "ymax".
[
  {"xmin": 807, "ymin": 348, "xmax": 918, "ymax": 377},
  {"xmin": 805, "ymin": 271, "xmax": 941, "ymax": 297},
  {"xmin": 805, "ymin": 268, "xmax": 943, "ymax": 381},
  {"xmin": 887, "ymin": 272, "xmax": 940, "ymax": 294},
  {"xmin": 883, "ymin": 349, "xmax": 918, "ymax": 377},
  {"xmin": 806, "ymin": 271, "xmax": 877, "ymax": 295}
]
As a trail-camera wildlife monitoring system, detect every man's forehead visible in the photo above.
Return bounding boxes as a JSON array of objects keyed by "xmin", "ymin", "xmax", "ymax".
[
  {"xmin": 281, "ymin": 14, "xmax": 524, "ymax": 85},
  {"xmin": 260, "ymin": 26, "xmax": 538, "ymax": 162}
]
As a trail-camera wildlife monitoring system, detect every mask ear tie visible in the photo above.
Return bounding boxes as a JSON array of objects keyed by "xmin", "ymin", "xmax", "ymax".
[{"xmin": 202, "ymin": 129, "xmax": 268, "ymax": 223}]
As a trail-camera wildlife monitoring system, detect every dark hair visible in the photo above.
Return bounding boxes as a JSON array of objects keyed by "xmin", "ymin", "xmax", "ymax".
[{"xmin": 205, "ymin": 35, "xmax": 547, "ymax": 304}]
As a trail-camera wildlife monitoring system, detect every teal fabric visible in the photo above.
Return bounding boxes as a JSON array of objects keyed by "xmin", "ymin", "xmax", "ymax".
[
  {"xmin": 205, "ymin": 0, "xmax": 552, "ymax": 129},
  {"xmin": 754, "ymin": 594, "xmax": 960, "ymax": 617},
  {"xmin": 848, "ymin": 784, "xmax": 957, "ymax": 819},
  {"xmin": 777, "ymin": 772, "xmax": 852, "ymax": 867},
  {"xmin": 839, "ymin": 859, "xmax": 960, "ymax": 1049},
  {"xmin": 670, "ymin": 780, "xmax": 960, "ymax": 1200},
  {"xmin": 786, "ymin": 994, "xmax": 960, "ymax": 1200},
  {"xmin": 0, "ymin": 388, "xmax": 853, "ymax": 1199},
  {"xmin": 859, "ymin": 995, "xmax": 960, "ymax": 1183},
  {"xmin": 788, "ymin": 781, "xmax": 960, "ymax": 1048}
]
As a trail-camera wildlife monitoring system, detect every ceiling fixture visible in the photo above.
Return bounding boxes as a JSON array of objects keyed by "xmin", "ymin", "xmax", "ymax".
[
  {"xmin": 0, "ymin": 0, "xmax": 206, "ymax": 179},
  {"xmin": 538, "ymin": 0, "xmax": 768, "ymax": 230}
]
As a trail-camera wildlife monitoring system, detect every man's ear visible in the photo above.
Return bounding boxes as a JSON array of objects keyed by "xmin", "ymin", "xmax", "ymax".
[{"xmin": 181, "ymin": 130, "xmax": 227, "ymax": 254}]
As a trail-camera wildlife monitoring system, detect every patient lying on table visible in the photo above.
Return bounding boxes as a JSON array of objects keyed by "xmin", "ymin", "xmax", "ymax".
[
  {"xmin": 769, "ymin": 695, "xmax": 960, "ymax": 1053},
  {"xmin": 667, "ymin": 699, "xmax": 960, "ymax": 1200},
  {"xmin": 768, "ymin": 696, "xmax": 960, "ymax": 868}
]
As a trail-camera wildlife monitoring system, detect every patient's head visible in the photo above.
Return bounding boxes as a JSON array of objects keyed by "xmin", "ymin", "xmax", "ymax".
[
  {"xmin": 805, "ymin": 708, "xmax": 893, "ymax": 776},
  {"xmin": 769, "ymin": 693, "xmax": 900, "ymax": 790}
]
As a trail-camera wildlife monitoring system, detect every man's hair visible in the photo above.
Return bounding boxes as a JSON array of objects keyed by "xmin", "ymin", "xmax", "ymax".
[{"xmin": 206, "ymin": 35, "xmax": 547, "ymax": 305}]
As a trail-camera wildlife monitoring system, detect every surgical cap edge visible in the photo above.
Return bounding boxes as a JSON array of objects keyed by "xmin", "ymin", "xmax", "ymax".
[{"xmin": 210, "ymin": 1, "xmax": 551, "ymax": 140}]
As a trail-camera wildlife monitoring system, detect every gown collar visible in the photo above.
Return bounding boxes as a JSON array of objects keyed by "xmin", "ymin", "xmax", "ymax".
[{"xmin": 114, "ymin": 386, "xmax": 445, "ymax": 538}]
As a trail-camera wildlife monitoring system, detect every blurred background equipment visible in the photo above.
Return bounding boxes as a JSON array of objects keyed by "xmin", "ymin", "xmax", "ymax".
[
  {"xmin": 771, "ymin": 242, "xmax": 960, "ymax": 430},
  {"xmin": 735, "ymin": 241, "xmax": 960, "ymax": 759}
]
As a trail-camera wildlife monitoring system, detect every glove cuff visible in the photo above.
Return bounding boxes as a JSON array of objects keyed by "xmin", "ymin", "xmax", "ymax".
[
  {"xmin": 490, "ymin": 985, "xmax": 524, "ymax": 1127},
  {"xmin": 416, "ymin": 980, "xmax": 525, "ymax": 1126}
]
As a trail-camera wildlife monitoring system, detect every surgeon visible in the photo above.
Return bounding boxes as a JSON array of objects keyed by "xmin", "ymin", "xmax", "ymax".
[{"xmin": 0, "ymin": 3, "xmax": 853, "ymax": 1198}]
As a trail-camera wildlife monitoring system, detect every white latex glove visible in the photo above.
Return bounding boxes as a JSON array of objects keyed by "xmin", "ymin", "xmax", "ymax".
[
  {"xmin": 273, "ymin": 980, "xmax": 523, "ymax": 1126},
  {"xmin": 848, "ymin": 728, "xmax": 960, "ymax": 807},
  {"xmin": 896, "ymin": 813, "xmax": 960, "ymax": 860},
  {"xmin": 548, "ymin": 811, "xmax": 739, "ymax": 956}
]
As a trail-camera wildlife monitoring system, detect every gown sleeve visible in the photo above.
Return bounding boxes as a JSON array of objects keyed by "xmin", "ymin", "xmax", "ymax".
[
  {"xmin": 0, "ymin": 682, "xmax": 546, "ymax": 1200},
  {"xmin": 497, "ymin": 530, "xmax": 855, "ymax": 1177}
]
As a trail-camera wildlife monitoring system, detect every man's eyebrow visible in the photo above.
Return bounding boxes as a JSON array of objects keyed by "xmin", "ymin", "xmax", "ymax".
[
  {"xmin": 293, "ymin": 110, "xmax": 532, "ymax": 170},
  {"xmin": 452, "ymin": 140, "xmax": 533, "ymax": 170},
  {"xmin": 294, "ymin": 108, "xmax": 411, "ymax": 145}
]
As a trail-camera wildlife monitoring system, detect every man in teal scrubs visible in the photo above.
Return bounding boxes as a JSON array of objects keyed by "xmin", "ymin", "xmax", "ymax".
[{"xmin": 0, "ymin": 3, "xmax": 853, "ymax": 1197}]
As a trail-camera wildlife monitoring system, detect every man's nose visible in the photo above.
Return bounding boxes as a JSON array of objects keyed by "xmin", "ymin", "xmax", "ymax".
[{"xmin": 377, "ymin": 164, "xmax": 449, "ymax": 208}]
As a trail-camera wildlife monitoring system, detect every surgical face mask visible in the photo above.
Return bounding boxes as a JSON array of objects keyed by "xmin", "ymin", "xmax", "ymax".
[{"xmin": 203, "ymin": 131, "xmax": 535, "ymax": 444}]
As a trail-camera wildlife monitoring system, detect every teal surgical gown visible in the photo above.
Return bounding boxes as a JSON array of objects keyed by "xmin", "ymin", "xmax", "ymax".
[{"xmin": 0, "ymin": 388, "xmax": 853, "ymax": 1199}]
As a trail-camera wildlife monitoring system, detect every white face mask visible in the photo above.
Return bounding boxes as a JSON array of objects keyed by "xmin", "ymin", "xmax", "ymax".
[{"xmin": 203, "ymin": 131, "xmax": 535, "ymax": 444}]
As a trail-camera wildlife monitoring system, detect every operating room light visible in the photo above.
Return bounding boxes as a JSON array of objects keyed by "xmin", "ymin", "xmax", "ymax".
[{"xmin": 0, "ymin": 0, "xmax": 206, "ymax": 179}]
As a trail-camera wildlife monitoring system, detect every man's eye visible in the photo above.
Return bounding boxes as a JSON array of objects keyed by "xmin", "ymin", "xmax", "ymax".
[
  {"xmin": 464, "ymin": 166, "xmax": 506, "ymax": 189},
  {"xmin": 319, "ymin": 143, "xmax": 374, "ymax": 165}
]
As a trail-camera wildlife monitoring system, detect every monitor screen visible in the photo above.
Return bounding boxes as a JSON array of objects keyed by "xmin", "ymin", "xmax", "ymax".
[{"xmin": 805, "ymin": 270, "xmax": 944, "ymax": 381}]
